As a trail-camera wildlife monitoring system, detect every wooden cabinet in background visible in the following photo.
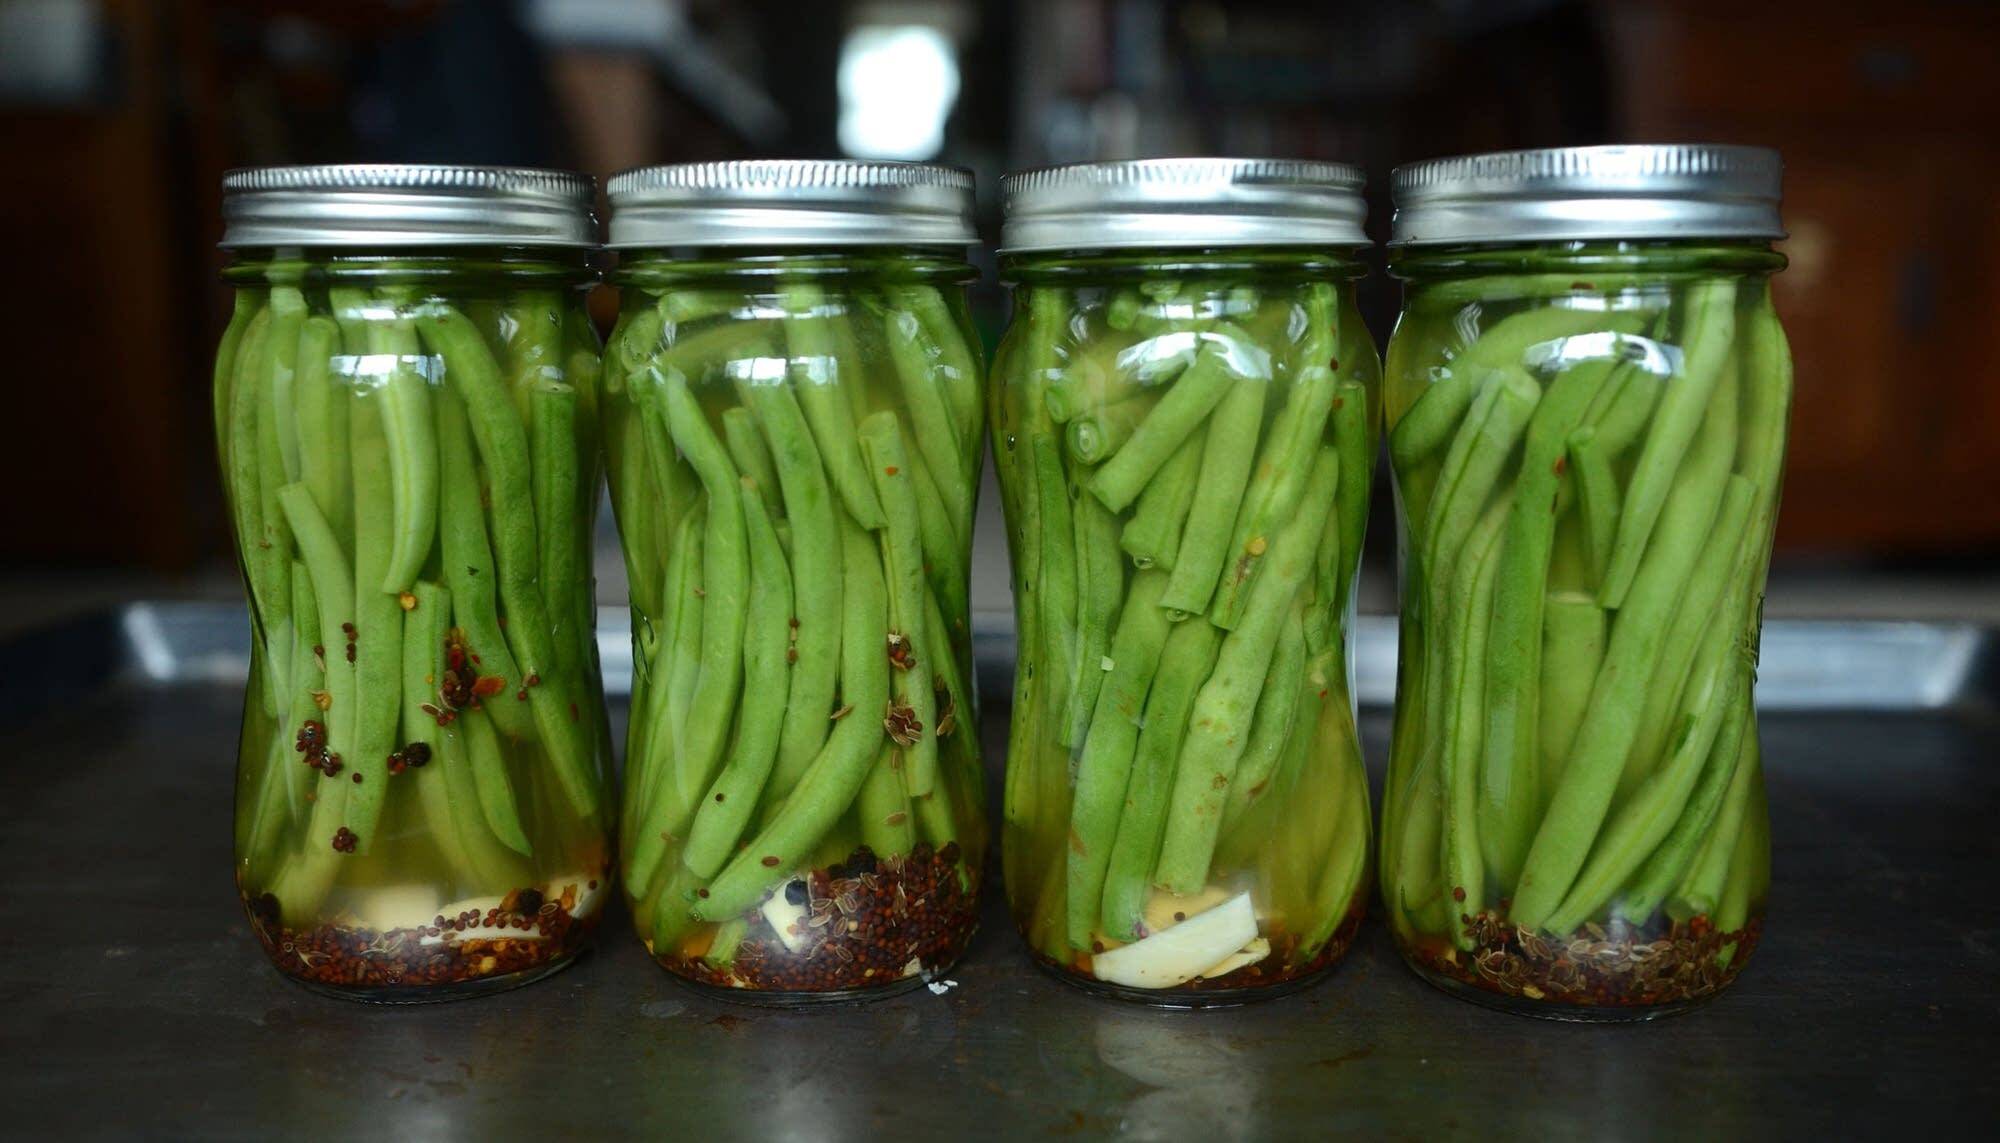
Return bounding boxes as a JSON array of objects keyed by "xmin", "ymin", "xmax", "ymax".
[{"xmin": 1601, "ymin": 0, "xmax": 2000, "ymax": 552}]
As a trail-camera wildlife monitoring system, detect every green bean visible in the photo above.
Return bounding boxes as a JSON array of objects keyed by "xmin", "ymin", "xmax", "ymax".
[
  {"xmin": 895, "ymin": 285, "xmax": 983, "ymax": 439},
  {"xmin": 882, "ymin": 297, "xmax": 972, "ymax": 524},
  {"xmin": 437, "ymin": 703, "xmax": 533, "ymax": 890},
  {"xmin": 1328, "ymin": 379, "xmax": 1372, "ymax": 615},
  {"xmin": 1210, "ymin": 286, "xmax": 1341, "ymax": 628},
  {"xmin": 503, "ymin": 291, "xmax": 564, "ymax": 421},
  {"xmin": 780, "ymin": 281, "xmax": 886, "ymax": 529},
  {"xmin": 276, "ymin": 484, "xmax": 357, "ymax": 847},
  {"xmin": 462, "ymin": 702, "xmax": 531, "ymax": 856},
  {"xmin": 417, "ymin": 303, "xmax": 599, "ymax": 816},
  {"xmin": 903, "ymin": 445, "xmax": 969, "ymax": 625},
  {"xmin": 1118, "ymin": 426, "xmax": 1203, "ymax": 571},
  {"xmin": 1303, "ymin": 738, "xmax": 1372, "ymax": 950},
  {"xmin": 1600, "ymin": 282, "xmax": 1738, "ymax": 605},
  {"xmin": 266, "ymin": 286, "xmax": 308, "ymax": 484},
  {"xmin": 1615, "ymin": 677, "xmax": 1753, "ymax": 925},
  {"xmin": 1030, "ymin": 433, "xmax": 1078, "ymax": 722},
  {"xmin": 1476, "ymin": 356, "xmax": 1617, "ymax": 889},
  {"xmin": 371, "ymin": 299, "xmax": 437, "ymax": 593},
  {"xmin": 1566, "ymin": 426, "xmax": 1621, "ymax": 587},
  {"xmin": 1062, "ymin": 397, "xmax": 1145, "ymax": 466},
  {"xmin": 1216, "ymin": 602, "xmax": 1308, "ymax": 841},
  {"xmin": 738, "ymin": 380, "xmax": 843, "ymax": 800},
  {"xmin": 1047, "ymin": 339, "xmax": 1157, "ymax": 423},
  {"xmin": 1062, "ymin": 485, "xmax": 1125, "ymax": 748},
  {"xmin": 1065, "ymin": 570, "xmax": 1171, "ymax": 949},
  {"xmin": 432, "ymin": 394, "xmax": 536, "ymax": 743},
  {"xmin": 1544, "ymin": 587, "xmax": 1751, "ymax": 935},
  {"xmin": 1458, "ymin": 305, "xmax": 1647, "ymax": 374},
  {"xmin": 1154, "ymin": 444, "xmax": 1341, "ymax": 894},
  {"xmin": 397, "ymin": 581, "xmax": 473, "ymax": 885},
  {"xmin": 624, "ymin": 507, "xmax": 706, "ymax": 898},
  {"xmin": 1588, "ymin": 366, "xmax": 1662, "ymax": 456},
  {"xmin": 859, "ymin": 413, "xmax": 940, "ymax": 795},
  {"xmin": 1671, "ymin": 729, "xmax": 1761, "ymax": 923},
  {"xmin": 857, "ymin": 738, "xmax": 914, "ymax": 857},
  {"xmin": 212, "ymin": 291, "xmax": 259, "ymax": 450},
  {"xmin": 1159, "ymin": 375, "xmax": 1265, "ymax": 620},
  {"xmin": 1087, "ymin": 336, "xmax": 1244, "ymax": 512},
  {"xmin": 721, "ymin": 407, "xmax": 782, "ymax": 521},
  {"xmin": 1510, "ymin": 366, "xmax": 1741, "ymax": 932},
  {"xmin": 1439, "ymin": 494, "xmax": 1512, "ymax": 940},
  {"xmin": 1098, "ymin": 615, "xmax": 1221, "ymax": 940},
  {"xmin": 663, "ymin": 372, "xmax": 749, "ymax": 811},
  {"xmin": 292, "ymin": 317, "xmax": 352, "ymax": 542},
  {"xmin": 343, "ymin": 389, "xmax": 403, "ymax": 853},
  {"xmin": 1537, "ymin": 592, "xmax": 1605, "ymax": 795},
  {"xmin": 531, "ymin": 383, "xmax": 583, "ymax": 676},
  {"xmin": 1389, "ymin": 374, "xmax": 1475, "ymax": 470},
  {"xmin": 680, "ymin": 479, "xmax": 795, "ymax": 878},
  {"xmin": 227, "ymin": 308, "xmax": 290, "ymax": 715},
  {"xmin": 694, "ymin": 520, "xmax": 890, "ymax": 921},
  {"xmin": 1711, "ymin": 779, "xmax": 1766, "ymax": 967},
  {"xmin": 1621, "ymin": 475, "xmax": 1758, "ymax": 799}
]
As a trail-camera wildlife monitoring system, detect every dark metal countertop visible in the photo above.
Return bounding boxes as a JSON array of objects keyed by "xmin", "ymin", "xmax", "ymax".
[{"xmin": 2, "ymin": 607, "xmax": 1995, "ymax": 1138}]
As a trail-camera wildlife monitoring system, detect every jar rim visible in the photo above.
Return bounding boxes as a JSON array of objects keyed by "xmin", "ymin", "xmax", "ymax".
[
  {"xmin": 1000, "ymin": 157, "xmax": 1368, "ymax": 253},
  {"xmin": 605, "ymin": 160, "xmax": 976, "ymax": 249},
  {"xmin": 219, "ymin": 164, "xmax": 598, "ymax": 249}
]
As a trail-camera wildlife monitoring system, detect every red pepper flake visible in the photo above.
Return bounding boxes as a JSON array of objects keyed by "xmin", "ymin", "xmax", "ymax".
[
  {"xmin": 525, "ymin": 673, "xmax": 540, "ymax": 687},
  {"xmin": 1553, "ymin": 456, "xmax": 1568, "ymax": 477},
  {"xmin": 884, "ymin": 466, "xmax": 899, "ymax": 476},
  {"xmin": 471, "ymin": 675, "xmax": 507, "ymax": 698}
]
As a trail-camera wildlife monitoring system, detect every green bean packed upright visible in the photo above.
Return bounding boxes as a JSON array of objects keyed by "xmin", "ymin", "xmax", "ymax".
[
  {"xmin": 214, "ymin": 166, "xmax": 614, "ymax": 1000},
  {"xmin": 1380, "ymin": 146, "xmax": 1791, "ymax": 1018},
  {"xmin": 604, "ymin": 162, "xmax": 987, "ymax": 1001},
  {"xmin": 992, "ymin": 160, "xmax": 1380, "ymax": 1004}
]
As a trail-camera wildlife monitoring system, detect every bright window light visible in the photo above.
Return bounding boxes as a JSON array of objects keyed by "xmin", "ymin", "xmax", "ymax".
[{"xmin": 837, "ymin": 24, "xmax": 959, "ymax": 160}]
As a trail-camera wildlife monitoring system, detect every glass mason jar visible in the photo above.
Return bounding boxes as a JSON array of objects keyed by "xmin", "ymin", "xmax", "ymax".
[
  {"xmin": 1380, "ymin": 146, "xmax": 1790, "ymax": 1018},
  {"xmin": 216, "ymin": 167, "xmax": 614, "ymax": 1000},
  {"xmin": 992, "ymin": 160, "xmax": 1380, "ymax": 1004},
  {"xmin": 604, "ymin": 162, "xmax": 988, "ymax": 1001}
]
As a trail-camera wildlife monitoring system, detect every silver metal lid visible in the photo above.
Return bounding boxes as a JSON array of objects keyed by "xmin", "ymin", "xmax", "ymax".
[
  {"xmin": 220, "ymin": 164, "xmax": 596, "ymax": 248},
  {"xmin": 1390, "ymin": 144, "xmax": 1784, "ymax": 246},
  {"xmin": 605, "ymin": 160, "xmax": 976, "ymax": 248},
  {"xmin": 999, "ymin": 158, "xmax": 1367, "ymax": 253}
]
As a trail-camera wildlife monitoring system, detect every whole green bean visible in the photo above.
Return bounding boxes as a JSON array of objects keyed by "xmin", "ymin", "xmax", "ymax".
[
  {"xmin": 1389, "ymin": 373, "xmax": 1475, "ymax": 470},
  {"xmin": 399, "ymin": 580, "xmax": 473, "ymax": 884},
  {"xmin": 1030, "ymin": 433, "xmax": 1078, "ymax": 725},
  {"xmin": 1671, "ymin": 730, "xmax": 1760, "ymax": 923},
  {"xmin": 681, "ymin": 478, "xmax": 795, "ymax": 878},
  {"xmin": 859, "ymin": 413, "xmax": 940, "ymax": 796},
  {"xmin": 1477, "ymin": 356, "xmax": 1618, "ymax": 889},
  {"xmin": 227, "ymin": 309, "xmax": 289, "ymax": 715},
  {"xmin": 1119, "ymin": 426, "xmax": 1203, "ymax": 571},
  {"xmin": 1159, "ymin": 374, "xmax": 1265, "ymax": 620},
  {"xmin": 371, "ymin": 300, "xmax": 438, "ymax": 593},
  {"xmin": 1088, "ymin": 336, "xmax": 1245, "ymax": 512},
  {"xmin": 435, "ymin": 393, "xmax": 536, "ymax": 743},
  {"xmin": 694, "ymin": 520, "xmax": 890, "ymax": 921},
  {"xmin": 903, "ymin": 445, "xmax": 970, "ymax": 623},
  {"xmin": 1065, "ymin": 397, "xmax": 1152, "ymax": 466},
  {"xmin": 882, "ymin": 298, "xmax": 972, "ymax": 524},
  {"xmin": 1600, "ymin": 282, "xmax": 1738, "ymax": 606},
  {"xmin": 624, "ymin": 508, "xmax": 706, "ymax": 898},
  {"xmin": 1711, "ymin": 778, "xmax": 1766, "ymax": 966},
  {"xmin": 1303, "ymin": 738, "xmax": 1372, "ymax": 950},
  {"xmin": 1210, "ymin": 285, "xmax": 1341, "ymax": 628},
  {"xmin": 1587, "ymin": 365, "xmax": 1663, "ymax": 457},
  {"xmin": 780, "ymin": 281, "xmax": 886, "ymax": 529},
  {"xmin": 1510, "ymin": 367, "xmax": 1741, "ymax": 932},
  {"xmin": 211, "ymin": 291, "xmax": 259, "ymax": 451},
  {"xmin": 1098, "ymin": 616, "xmax": 1221, "ymax": 940},
  {"xmin": 1328, "ymin": 379, "xmax": 1372, "ymax": 615},
  {"xmin": 894, "ymin": 285, "xmax": 983, "ymax": 440},
  {"xmin": 664, "ymin": 372, "xmax": 749, "ymax": 812},
  {"xmin": 265, "ymin": 286, "xmax": 308, "ymax": 484},
  {"xmin": 1062, "ymin": 485, "xmax": 1125, "ymax": 748},
  {"xmin": 1154, "ymin": 444, "xmax": 1341, "ymax": 894},
  {"xmin": 343, "ymin": 390, "xmax": 403, "ymax": 853},
  {"xmin": 738, "ymin": 380, "xmax": 843, "ymax": 800},
  {"xmin": 1065, "ymin": 570, "xmax": 1172, "ymax": 949},
  {"xmin": 503, "ymin": 291, "xmax": 564, "ymax": 421},
  {"xmin": 417, "ymin": 303, "xmax": 598, "ymax": 816},
  {"xmin": 1440, "ymin": 493, "xmax": 1513, "ymax": 940},
  {"xmin": 276, "ymin": 484, "xmax": 357, "ymax": 850}
]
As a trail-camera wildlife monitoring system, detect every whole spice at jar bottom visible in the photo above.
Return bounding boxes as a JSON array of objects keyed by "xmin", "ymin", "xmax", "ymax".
[
  {"xmin": 1410, "ymin": 910, "xmax": 1762, "ymax": 1008},
  {"xmin": 661, "ymin": 842, "xmax": 978, "ymax": 993},
  {"xmin": 1035, "ymin": 900, "xmax": 1367, "ymax": 994},
  {"xmin": 241, "ymin": 885, "xmax": 596, "ymax": 990}
]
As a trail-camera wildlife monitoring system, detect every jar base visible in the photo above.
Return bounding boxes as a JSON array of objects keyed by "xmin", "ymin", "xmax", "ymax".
[
  {"xmin": 278, "ymin": 949, "xmax": 582, "ymax": 1005},
  {"xmin": 661, "ymin": 965, "xmax": 948, "ymax": 1008},
  {"xmin": 1403, "ymin": 958, "xmax": 1731, "ymax": 1022},
  {"xmin": 1032, "ymin": 955, "xmax": 1342, "ymax": 1010}
]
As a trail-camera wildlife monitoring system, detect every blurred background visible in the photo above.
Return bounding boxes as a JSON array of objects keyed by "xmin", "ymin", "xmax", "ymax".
[{"xmin": 3, "ymin": 0, "xmax": 1997, "ymax": 633}]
